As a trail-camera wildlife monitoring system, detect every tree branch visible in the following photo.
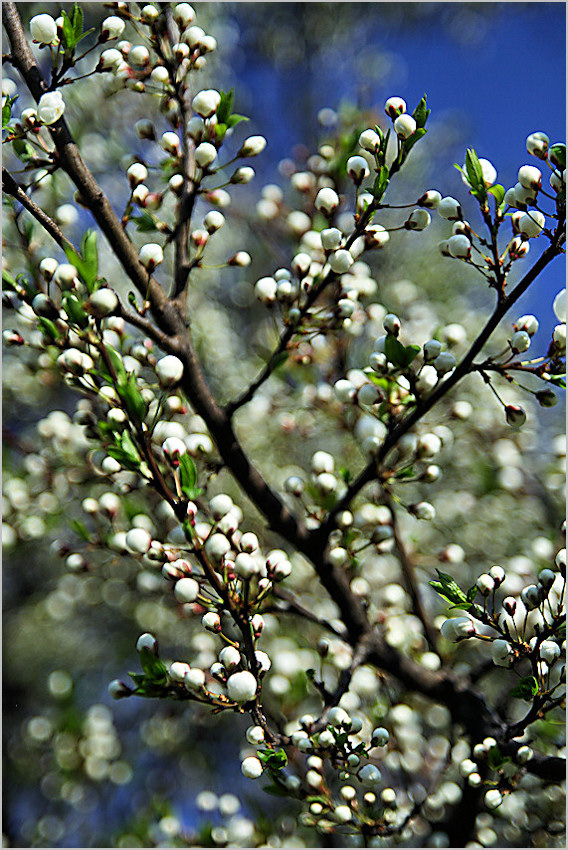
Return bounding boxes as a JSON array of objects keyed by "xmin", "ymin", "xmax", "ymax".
[{"xmin": 2, "ymin": 167, "xmax": 78, "ymax": 253}]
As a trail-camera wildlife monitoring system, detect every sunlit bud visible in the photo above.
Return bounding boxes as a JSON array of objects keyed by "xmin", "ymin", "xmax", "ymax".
[
  {"xmin": 126, "ymin": 162, "xmax": 148, "ymax": 188},
  {"xmin": 485, "ymin": 789, "xmax": 503, "ymax": 810},
  {"xmin": 329, "ymin": 249, "xmax": 352, "ymax": 273},
  {"xmin": 382, "ymin": 313, "xmax": 399, "ymax": 336},
  {"xmin": 315, "ymin": 187, "xmax": 340, "ymax": 215},
  {"xmin": 384, "ymin": 96, "xmax": 406, "ymax": 119},
  {"xmin": 139, "ymin": 242, "xmax": 164, "ymax": 269},
  {"xmin": 513, "ymin": 182, "xmax": 536, "ymax": 207},
  {"xmin": 417, "ymin": 190, "xmax": 442, "ymax": 208},
  {"xmin": 57, "ymin": 349, "xmax": 95, "ymax": 375},
  {"xmin": 132, "ymin": 184, "xmax": 149, "ymax": 205},
  {"xmin": 156, "ymin": 355, "xmax": 184, "ymax": 386},
  {"xmin": 406, "ymin": 208, "xmax": 431, "ymax": 230},
  {"xmin": 233, "ymin": 552, "xmax": 258, "ymax": 579},
  {"xmin": 31, "ymin": 293, "xmax": 58, "ymax": 319},
  {"xmin": 415, "ymin": 364, "xmax": 438, "ymax": 395},
  {"xmin": 136, "ymin": 633, "xmax": 157, "ymax": 654},
  {"xmin": 438, "ymin": 197, "xmax": 462, "ymax": 220},
  {"xmin": 503, "ymin": 597, "xmax": 516, "ymax": 616},
  {"xmin": 2, "ymin": 329, "xmax": 24, "ymax": 346},
  {"xmin": 167, "ymin": 174, "xmax": 183, "ymax": 195},
  {"xmin": 246, "ymin": 725, "xmax": 265, "ymax": 746},
  {"xmin": 538, "ymin": 569, "xmax": 556, "ymax": 591},
  {"xmin": 417, "ymin": 433, "xmax": 442, "ymax": 458},
  {"xmin": 550, "ymin": 170, "xmax": 564, "ymax": 192},
  {"xmin": 514, "ymin": 314, "xmax": 539, "ymax": 336},
  {"xmin": 369, "ymin": 351, "xmax": 387, "ymax": 371},
  {"xmin": 219, "ymin": 646, "xmax": 241, "ymax": 671},
  {"xmin": 88, "ymin": 287, "xmax": 119, "ymax": 318},
  {"xmin": 174, "ymin": 576, "xmax": 199, "ymax": 603},
  {"xmin": 553, "ymin": 323, "xmax": 566, "ymax": 351},
  {"xmin": 184, "ymin": 668, "xmax": 205, "ymax": 690},
  {"xmin": 174, "ymin": 3, "xmax": 195, "ymax": 28},
  {"xmin": 316, "ymin": 472, "xmax": 336, "ymax": 494},
  {"xmin": 241, "ymin": 756, "xmax": 263, "ymax": 779},
  {"xmin": 230, "ymin": 166, "xmax": 255, "ymax": 184},
  {"xmin": 238, "ymin": 532, "xmax": 258, "ymax": 554},
  {"xmin": 518, "ymin": 165, "xmax": 542, "ymax": 190},
  {"xmin": 204, "ymin": 532, "xmax": 231, "ymax": 563},
  {"xmin": 228, "ymin": 251, "xmax": 251, "ymax": 266},
  {"xmin": 129, "ymin": 45, "xmax": 150, "ymax": 67},
  {"xmin": 327, "ymin": 706, "xmax": 351, "ymax": 727},
  {"xmin": 518, "ymin": 211, "xmax": 545, "ymax": 238},
  {"xmin": 346, "ymin": 155, "xmax": 370, "ymax": 182},
  {"xmin": 125, "ymin": 528, "xmax": 152, "ymax": 555},
  {"xmin": 208, "ymin": 494, "xmax": 233, "ymax": 520},
  {"xmin": 447, "ymin": 234, "xmax": 471, "ymax": 258},
  {"xmin": 162, "ymin": 436, "xmax": 187, "ymax": 466},
  {"xmin": 321, "ymin": 228, "xmax": 342, "ymax": 251},
  {"xmin": 312, "ymin": 451, "xmax": 334, "ymax": 474},
  {"xmin": 410, "ymin": 501, "xmax": 436, "ymax": 521},
  {"xmin": 488, "ymin": 565, "xmax": 505, "ymax": 586},
  {"xmin": 37, "ymin": 91, "xmax": 65, "ymax": 125},
  {"xmin": 540, "ymin": 641, "xmax": 560, "ymax": 665},
  {"xmin": 239, "ymin": 135, "xmax": 267, "ymax": 157},
  {"xmin": 421, "ymin": 464, "xmax": 441, "ymax": 483},
  {"xmin": 505, "ymin": 404, "xmax": 526, "ymax": 427},
  {"xmin": 393, "ymin": 114, "xmax": 416, "ymax": 138},
  {"xmin": 515, "ymin": 746, "xmax": 533, "ymax": 764},
  {"xmin": 200, "ymin": 612, "xmax": 221, "ymax": 633},
  {"xmin": 491, "ymin": 639, "xmax": 513, "ymax": 667},
  {"xmin": 433, "ymin": 351, "xmax": 456, "ymax": 374},
  {"xmin": 508, "ymin": 236, "xmax": 530, "ymax": 260},
  {"xmin": 169, "ymin": 661, "xmax": 191, "ymax": 682},
  {"xmin": 359, "ymin": 764, "xmax": 382, "ymax": 786},
  {"xmin": 141, "ymin": 5, "xmax": 159, "ymax": 23},
  {"xmin": 476, "ymin": 574, "xmax": 495, "ymax": 596},
  {"xmin": 556, "ymin": 549, "xmax": 566, "ymax": 572},
  {"xmin": 101, "ymin": 16, "xmax": 125, "ymax": 40},
  {"xmin": 359, "ymin": 128, "xmax": 382, "ymax": 151},
  {"xmin": 227, "ymin": 670, "xmax": 257, "ymax": 703},
  {"xmin": 192, "ymin": 89, "xmax": 221, "ymax": 118},
  {"xmin": 461, "ymin": 157, "xmax": 496, "ymax": 188},
  {"xmin": 195, "ymin": 142, "xmax": 218, "ymax": 168},
  {"xmin": 255, "ymin": 276, "xmax": 277, "ymax": 305},
  {"xmin": 526, "ymin": 131, "xmax": 549, "ymax": 158},
  {"xmin": 510, "ymin": 330, "xmax": 530, "ymax": 353},
  {"xmin": 203, "ymin": 210, "xmax": 225, "ymax": 233},
  {"xmin": 255, "ymin": 651, "xmax": 271, "ymax": 674},
  {"xmin": 30, "ymin": 13, "xmax": 59, "ymax": 45},
  {"xmin": 99, "ymin": 47, "xmax": 123, "ymax": 70}
]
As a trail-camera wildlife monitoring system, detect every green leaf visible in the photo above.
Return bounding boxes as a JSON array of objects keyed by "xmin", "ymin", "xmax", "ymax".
[
  {"xmin": 12, "ymin": 137, "xmax": 34, "ymax": 163},
  {"xmin": 488, "ymin": 184, "xmax": 505, "ymax": 206},
  {"xmin": 70, "ymin": 519, "xmax": 92, "ymax": 542},
  {"xmin": 72, "ymin": 3, "xmax": 84, "ymax": 40},
  {"xmin": 402, "ymin": 127, "xmax": 427, "ymax": 154},
  {"xmin": 412, "ymin": 95, "xmax": 430, "ymax": 129},
  {"xmin": 466, "ymin": 584, "xmax": 478, "ymax": 603},
  {"xmin": 429, "ymin": 570, "xmax": 468, "ymax": 605},
  {"xmin": 549, "ymin": 143, "xmax": 566, "ymax": 171},
  {"xmin": 373, "ymin": 165, "xmax": 389, "ymax": 201},
  {"xmin": 60, "ymin": 10, "xmax": 75, "ymax": 50},
  {"xmin": 118, "ymin": 373, "xmax": 147, "ymax": 424},
  {"xmin": 2, "ymin": 269, "xmax": 18, "ymax": 290},
  {"xmin": 131, "ymin": 210, "xmax": 158, "ymax": 232},
  {"xmin": 63, "ymin": 230, "xmax": 99, "ymax": 292},
  {"xmin": 487, "ymin": 744, "xmax": 505, "ymax": 770},
  {"xmin": 510, "ymin": 676, "xmax": 539, "ymax": 701},
  {"xmin": 548, "ymin": 374, "xmax": 566, "ymax": 389},
  {"xmin": 2, "ymin": 95, "xmax": 17, "ymax": 129},
  {"xmin": 463, "ymin": 148, "xmax": 488, "ymax": 203},
  {"xmin": 216, "ymin": 89, "xmax": 234, "ymax": 125},
  {"xmin": 257, "ymin": 748, "xmax": 288, "ymax": 770},
  {"xmin": 226, "ymin": 113, "xmax": 248, "ymax": 128},
  {"xmin": 384, "ymin": 335, "xmax": 419, "ymax": 369},
  {"xmin": 36, "ymin": 317, "xmax": 60, "ymax": 341},
  {"xmin": 104, "ymin": 343, "xmax": 126, "ymax": 380},
  {"xmin": 178, "ymin": 453, "xmax": 198, "ymax": 498},
  {"xmin": 62, "ymin": 293, "xmax": 89, "ymax": 328}
]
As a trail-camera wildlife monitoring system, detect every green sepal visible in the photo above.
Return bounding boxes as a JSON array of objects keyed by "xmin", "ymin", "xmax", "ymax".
[
  {"xmin": 510, "ymin": 675, "xmax": 539, "ymax": 701},
  {"xmin": 257, "ymin": 748, "xmax": 288, "ymax": 770},
  {"xmin": 118, "ymin": 373, "xmax": 147, "ymax": 425},
  {"xmin": 138, "ymin": 647, "xmax": 168, "ymax": 682},
  {"xmin": 216, "ymin": 89, "xmax": 234, "ymax": 125}
]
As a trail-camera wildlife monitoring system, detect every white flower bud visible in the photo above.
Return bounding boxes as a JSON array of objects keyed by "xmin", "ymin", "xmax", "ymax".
[
  {"xmin": 129, "ymin": 45, "xmax": 150, "ymax": 67},
  {"xmin": 488, "ymin": 565, "xmax": 505, "ymax": 586},
  {"xmin": 241, "ymin": 756, "xmax": 263, "ymax": 779},
  {"xmin": 417, "ymin": 433, "xmax": 442, "ymax": 458},
  {"xmin": 514, "ymin": 314, "xmax": 539, "ymax": 336},
  {"xmin": 156, "ymin": 355, "xmax": 184, "ymax": 387},
  {"xmin": 384, "ymin": 96, "xmax": 406, "ymax": 119},
  {"xmin": 239, "ymin": 135, "xmax": 267, "ymax": 157},
  {"xmin": 227, "ymin": 670, "xmax": 257, "ymax": 703},
  {"xmin": 538, "ymin": 569, "xmax": 556, "ymax": 591},
  {"xmin": 203, "ymin": 210, "xmax": 225, "ymax": 233},
  {"xmin": 174, "ymin": 576, "xmax": 200, "ymax": 603},
  {"xmin": 284, "ymin": 475, "xmax": 304, "ymax": 495},
  {"xmin": 185, "ymin": 667, "xmax": 205, "ymax": 689},
  {"xmin": 315, "ymin": 187, "xmax": 340, "ymax": 215},
  {"xmin": 255, "ymin": 651, "xmax": 271, "ymax": 673},
  {"xmin": 553, "ymin": 323, "xmax": 566, "ymax": 351},
  {"xmin": 438, "ymin": 197, "xmax": 462, "ymax": 220},
  {"xmin": 521, "ymin": 584, "xmax": 542, "ymax": 610},
  {"xmin": 505, "ymin": 404, "xmax": 526, "ymax": 427},
  {"xmin": 136, "ymin": 633, "xmax": 157, "ymax": 653},
  {"xmin": 415, "ymin": 364, "xmax": 438, "ymax": 396},
  {"xmin": 321, "ymin": 227, "xmax": 342, "ymax": 251},
  {"xmin": 346, "ymin": 155, "xmax": 370, "ymax": 181},
  {"xmin": 383, "ymin": 313, "xmax": 401, "ymax": 335},
  {"xmin": 447, "ymin": 234, "xmax": 471, "ymax": 258},
  {"xmin": 327, "ymin": 706, "xmax": 350, "ymax": 727},
  {"xmin": 169, "ymin": 661, "xmax": 191, "ymax": 682},
  {"xmin": 139, "ymin": 242, "xmax": 164, "ymax": 269},
  {"xmin": 126, "ymin": 162, "xmax": 148, "ymax": 188},
  {"xmin": 526, "ymin": 131, "xmax": 549, "ymax": 158},
  {"xmin": 393, "ymin": 114, "xmax": 416, "ymax": 139},
  {"xmin": 411, "ymin": 502, "xmax": 436, "ymax": 521},
  {"xmin": 37, "ymin": 91, "xmax": 65, "ymax": 125},
  {"xmin": 141, "ymin": 5, "xmax": 159, "ymax": 23},
  {"xmin": 246, "ymin": 725, "xmax": 265, "ymax": 745},
  {"xmin": 160, "ymin": 131, "xmax": 180, "ymax": 154},
  {"xmin": 359, "ymin": 764, "xmax": 382, "ymax": 786},
  {"xmin": 358, "ymin": 383, "xmax": 380, "ymax": 405},
  {"xmin": 204, "ymin": 532, "xmax": 231, "ymax": 563},
  {"xmin": 406, "ymin": 208, "xmax": 431, "ymax": 231},
  {"xmin": 162, "ymin": 436, "xmax": 187, "ymax": 465},
  {"xmin": 417, "ymin": 190, "xmax": 442, "ymax": 208},
  {"xmin": 312, "ymin": 451, "xmax": 334, "ymax": 474},
  {"xmin": 30, "ymin": 14, "xmax": 58, "ymax": 45},
  {"xmin": 234, "ymin": 552, "xmax": 260, "ymax": 579},
  {"xmin": 518, "ymin": 211, "xmax": 545, "ymax": 238},
  {"xmin": 125, "ymin": 527, "xmax": 152, "ymax": 554},
  {"xmin": 328, "ymin": 249, "xmax": 353, "ymax": 274},
  {"xmin": 230, "ymin": 166, "xmax": 255, "ymax": 184},
  {"xmin": 255, "ymin": 276, "xmax": 277, "ymax": 305},
  {"xmin": 423, "ymin": 339, "xmax": 442, "ymax": 361},
  {"xmin": 539, "ymin": 641, "xmax": 560, "ymax": 664},
  {"xmin": 433, "ymin": 352, "xmax": 456, "ymax": 374},
  {"xmin": 334, "ymin": 806, "xmax": 352, "ymax": 824},
  {"xmin": 195, "ymin": 142, "xmax": 218, "ymax": 168},
  {"xmin": 88, "ymin": 288, "xmax": 119, "ymax": 317},
  {"xmin": 173, "ymin": 3, "xmax": 195, "ymax": 28},
  {"xmin": 553, "ymin": 289, "xmax": 566, "ymax": 322},
  {"xmin": 359, "ymin": 128, "xmax": 381, "ymax": 152},
  {"xmin": 518, "ymin": 165, "xmax": 542, "ymax": 190},
  {"xmin": 476, "ymin": 574, "xmax": 495, "ymax": 596},
  {"xmin": 510, "ymin": 330, "xmax": 531, "ymax": 354},
  {"xmin": 485, "ymin": 789, "xmax": 503, "ymax": 810},
  {"xmin": 192, "ymin": 89, "xmax": 221, "ymax": 118}
]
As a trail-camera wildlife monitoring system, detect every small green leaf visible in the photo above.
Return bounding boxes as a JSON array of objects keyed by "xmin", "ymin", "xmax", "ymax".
[
  {"xmin": 178, "ymin": 453, "xmax": 198, "ymax": 497},
  {"xmin": 62, "ymin": 293, "xmax": 89, "ymax": 328},
  {"xmin": 72, "ymin": 2, "xmax": 84, "ymax": 40},
  {"xmin": 216, "ymin": 89, "xmax": 234, "ymax": 125},
  {"xmin": 429, "ymin": 570, "xmax": 468, "ymax": 605},
  {"xmin": 488, "ymin": 184, "xmax": 505, "ymax": 206},
  {"xmin": 402, "ymin": 127, "xmax": 427, "ymax": 154},
  {"xmin": 548, "ymin": 374, "xmax": 566, "ymax": 389},
  {"xmin": 12, "ymin": 137, "xmax": 34, "ymax": 163},
  {"xmin": 36, "ymin": 317, "xmax": 60, "ymax": 341},
  {"xmin": 118, "ymin": 373, "xmax": 147, "ymax": 424},
  {"xmin": 226, "ymin": 113, "xmax": 248, "ymax": 128},
  {"xmin": 487, "ymin": 744, "xmax": 505, "ymax": 769},
  {"xmin": 63, "ymin": 230, "xmax": 99, "ymax": 292},
  {"xmin": 384, "ymin": 335, "xmax": 408, "ymax": 368},
  {"xmin": 70, "ymin": 519, "xmax": 92, "ymax": 542},
  {"xmin": 257, "ymin": 748, "xmax": 288, "ymax": 770},
  {"xmin": 104, "ymin": 343, "xmax": 127, "ymax": 381},
  {"xmin": 2, "ymin": 269, "xmax": 17, "ymax": 289},
  {"xmin": 549, "ymin": 143, "xmax": 566, "ymax": 171},
  {"xmin": 131, "ymin": 210, "xmax": 158, "ymax": 232},
  {"xmin": 2, "ymin": 95, "xmax": 17, "ymax": 129},
  {"xmin": 373, "ymin": 165, "xmax": 389, "ymax": 201},
  {"xmin": 510, "ymin": 676, "xmax": 539, "ymax": 701},
  {"xmin": 412, "ymin": 95, "xmax": 431, "ymax": 129}
]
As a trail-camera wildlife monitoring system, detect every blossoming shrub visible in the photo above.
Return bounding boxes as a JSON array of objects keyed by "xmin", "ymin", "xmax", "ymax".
[{"xmin": 2, "ymin": 2, "xmax": 566, "ymax": 847}]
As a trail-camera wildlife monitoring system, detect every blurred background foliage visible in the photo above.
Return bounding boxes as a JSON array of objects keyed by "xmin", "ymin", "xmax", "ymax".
[{"xmin": 3, "ymin": 2, "xmax": 565, "ymax": 847}]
